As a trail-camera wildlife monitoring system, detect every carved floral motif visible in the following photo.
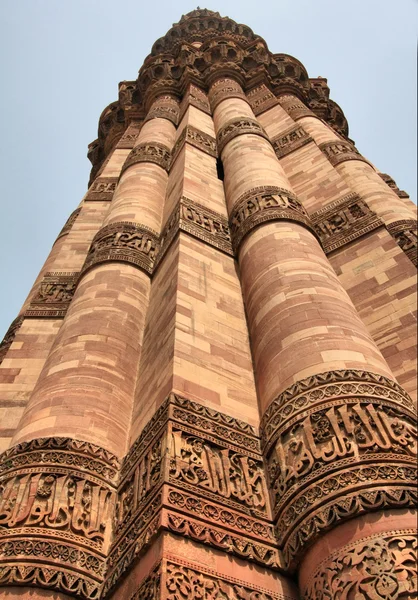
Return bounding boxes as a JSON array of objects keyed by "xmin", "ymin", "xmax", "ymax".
[
  {"xmin": 229, "ymin": 186, "xmax": 315, "ymax": 251},
  {"xmin": 26, "ymin": 272, "xmax": 79, "ymax": 318},
  {"xmin": 304, "ymin": 530, "xmax": 417, "ymax": 600}
]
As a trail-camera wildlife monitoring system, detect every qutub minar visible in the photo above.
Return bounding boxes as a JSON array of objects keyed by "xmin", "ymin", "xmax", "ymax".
[{"xmin": 0, "ymin": 8, "xmax": 417, "ymax": 600}]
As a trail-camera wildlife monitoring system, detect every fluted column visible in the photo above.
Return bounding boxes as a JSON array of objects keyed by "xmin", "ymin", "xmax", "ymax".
[
  {"xmin": 0, "ymin": 95, "xmax": 179, "ymax": 598},
  {"xmin": 209, "ymin": 78, "xmax": 417, "ymax": 581}
]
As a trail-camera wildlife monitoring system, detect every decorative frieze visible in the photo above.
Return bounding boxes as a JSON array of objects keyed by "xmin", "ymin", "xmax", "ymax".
[
  {"xmin": 81, "ymin": 222, "xmax": 159, "ymax": 277},
  {"xmin": 85, "ymin": 176, "xmax": 118, "ymax": 201},
  {"xmin": 229, "ymin": 185, "xmax": 315, "ymax": 252},
  {"xmin": 379, "ymin": 173, "xmax": 410, "ymax": 199},
  {"xmin": 387, "ymin": 219, "xmax": 417, "ymax": 266},
  {"xmin": 272, "ymin": 124, "xmax": 313, "ymax": 159},
  {"xmin": 310, "ymin": 193, "xmax": 384, "ymax": 254},
  {"xmin": 247, "ymin": 83, "xmax": 279, "ymax": 116},
  {"xmin": 0, "ymin": 316, "xmax": 24, "ymax": 365},
  {"xmin": 216, "ymin": 117, "xmax": 270, "ymax": 154},
  {"xmin": 116, "ymin": 122, "xmax": 142, "ymax": 149},
  {"xmin": 319, "ymin": 140, "xmax": 370, "ymax": 167},
  {"xmin": 303, "ymin": 530, "xmax": 417, "ymax": 600},
  {"xmin": 260, "ymin": 369, "xmax": 417, "ymax": 570},
  {"xmin": 25, "ymin": 272, "xmax": 79, "ymax": 318},
  {"xmin": 0, "ymin": 437, "xmax": 120, "ymax": 599},
  {"xmin": 144, "ymin": 95, "xmax": 180, "ymax": 126},
  {"xmin": 157, "ymin": 197, "xmax": 233, "ymax": 266},
  {"xmin": 170, "ymin": 124, "xmax": 217, "ymax": 168},
  {"xmin": 103, "ymin": 394, "xmax": 278, "ymax": 596},
  {"xmin": 209, "ymin": 78, "xmax": 248, "ymax": 110},
  {"xmin": 121, "ymin": 143, "xmax": 171, "ymax": 174},
  {"xmin": 278, "ymin": 96, "xmax": 315, "ymax": 121},
  {"xmin": 55, "ymin": 207, "xmax": 81, "ymax": 241}
]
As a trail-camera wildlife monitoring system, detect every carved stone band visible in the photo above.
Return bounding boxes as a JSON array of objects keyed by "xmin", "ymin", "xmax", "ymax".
[
  {"xmin": 259, "ymin": 369, "xmax": 417, "ymax": 570},
  {"xmin": 319, "ymin": 140, "xmax": 370, "ymax": 167},
  {"xmin": 115, "ymin": 123, "xmax": 142, "ymax": 150},
  {"xmin": 55, "ymin": 207, "xmax": 81, "ymax": 242},
  {"xmin": 144, "ymin": 95, "xmax": 180, "ymax": 126},
  {"xmin": 229, "ymin": 185, "xmax": 316, "ymax": 252},
  {"xmin": 302, "ymin": 529, "xmax": 418, "ymax": 600},
  {"xmin": 0, "ymin": 316, "xmax": 24, "ymax": 365},
  {"xmin": 81, "ymin": 222, "xmax": 160, "ymax": 277},
  {"xmin": 103, "ymin": 393, "xmax": 278, "ymax": 596},
  {"xmin": 0, "ymin": 437, "xmax": 120, "ymax": 599},
  {"xmin": 387, "ymin": 219, "xmax": 417, "ymax": 267},
  {"xmin": 85, "ymin": 176, "xmax": 118, "ymax": 201},
  {"xmin": 278, "ymin": 96, "xmax": 318, "ymax": 121},
  {"xmin": 216, "ymin": 117, "xmax": 270, "ymax": 154},
  {"xmin": 310, "ymin": 193, "xmax": 384, "ymax": 254},
  {"xmin": 121, "ymin": 142, "xmax": 171, "ymax": 174},
  {"xmin": 272, "ymin": 124, "xmax": 313, "ymax": 159},
  {"xmin": 25, "ymin": 272, "xmax": 79, "ymax": 318},
  {"xmin": 209, "ymin": 78, "xmax": 249, "ymax": 110},
  {"xmin": 247, "ymin": 83, "xmax": 280, "ymax": 116},
  {"xmin": 170, "ymin": 124, "xmax": 217, "ymax": 169}
]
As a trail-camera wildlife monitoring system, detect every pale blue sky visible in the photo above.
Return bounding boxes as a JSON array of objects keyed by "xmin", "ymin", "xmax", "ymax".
[{"xmin": 0, "ymin": 0, "xmax": 416, "ymax": 339}]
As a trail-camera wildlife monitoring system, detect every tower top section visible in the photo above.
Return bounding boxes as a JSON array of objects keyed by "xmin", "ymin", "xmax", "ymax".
[{"xmin": 88, "ymin": 9, "xmax": 349, "ymax": 183}]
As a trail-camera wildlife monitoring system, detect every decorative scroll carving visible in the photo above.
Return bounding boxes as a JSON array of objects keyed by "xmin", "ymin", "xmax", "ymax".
[
  {"xmin": 247, "ymin": 83, "xmax": 279, "ymax": 116},
  {"xmin": 229, "ymin": 186, "xmax": 315, "ymax": 252},
  {"xmin": 0, "ymin": 437, "xmax": 119, "ymax": 599},
  {"xmin": 0, "ymin": 316, "xmax": 24, "ymax": 365},
  {"xmin": 121, "ymin": 143, "xmax": 171, "ymax": 174},
  {"xmin": 260, "ymin": 369, "xmax": 417, "ymax": 569},
  {"xmin": 129, "ymin": 562, "xmax": 161, "ymax": 599},
  {"xmin": 170, "ymin": 124, "xmax": 217, "ymax": 168},
  {"xmin": 216, "ymin": 117, "xmax": 270, "ymax": 154},
  {"xmin": 319, "ymin": 140, "xmax": 369, "ymax": 167},
  {"xmin": 272, "ymin": 124, "xmax": 313, "ymax": 158},
  {"xmin": 56, "ymin": 207, "xmax": 81, "ymax": 241},
  {"xmin": 104, "ymin": 394, "xmax": 276, "ymax": 595},
  {"xmin": 303, "ymin": 530, "xmax": 417, "ymax": 600},
  {"xmin": 81, "ymin": 222, "xmax": 159, "ymax": 276},
  {"xmin": 144, "ymin": 95, "xmax": 180, "ymax": 126},
  {"xmin": 26, "ymin": 272, "xmax": 79, "ymax": 318},
  {"xmin": 116, "ymin": 122, "xmax": 142, "ymax": 149},
  {"xmin": 85, "ymin": 177, "xmax": 118, "ymax": 201},
  {"xmin": 278, "ymin": 95, "xmax": 315, "ymax": 120},
  {"xmin": 387, "ymin": 220, "xmax": 417, "ymax": 266},
  {"xmin": 379, "ymin": 173, "xmax": 410, "ymax": 199},
  {"xmin": 209, "ymin": 77, "xmax": 248, "ymax": 110},
  {"xmin": 310, "ymin": 193, "xmax": 384, "ymax": 254}
]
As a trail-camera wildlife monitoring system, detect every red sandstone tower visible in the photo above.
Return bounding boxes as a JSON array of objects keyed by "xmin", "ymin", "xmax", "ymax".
[{"xmin": 0, "ymin": 9, "xmax": 417, "ymax": 600}]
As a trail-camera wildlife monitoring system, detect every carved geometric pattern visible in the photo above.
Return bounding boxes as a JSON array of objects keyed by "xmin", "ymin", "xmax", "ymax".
[
  {"xmin": 144, "ymin": 95, "xmax": 180, "ymax": 126},
  {"xmin": 116, "ymin": 122, "xmax": 142, "ymax": 149},
  {"xmin": 319, "ymin": 140, "xmax": 370, "ymax": 167},
  {"xmin": 121, "ymin": 143, "xmax": 171, "ymax": 174},
  {"xmin": 229, "ymin": 185, "xmax": 316, "ymax": 252},
  {"xmin": 272, "ymin": 124, "xmax": 313, "ymax": 159},
  {"xmin": 0, "ymin": 316, "xmax": 24, "ymax": 365},
  {"xmin": 310, "ymin": 193, "xmax": 384, "ymax": 254},
  {"xmin": 0, "ymin": 437, "xmax": 120, "ymax": 599},
  {"xmin": 103, "ymin": 394, "xmax": 278, "ymax": 596},
  {"xmin": 247, "ymin": 83, "xmax": 279, "ymax": 116},
  {"xmin": 209, "ymin": 77, "xmax": 249, "ymax": 110},
  {"xmin": 55, "ymin": 207, "xmax": 81, "ymax": 241},
  {"xmin": 260, "ymin": 369, "xmax": 417, "ymax": 570},
  {"xmin": 387, "ymin": 219, "xmax": 417, "ymax": 267},
  {"xmin": 25, "ymin": 272, "xmax": 79, "ymax": 318},
  {"xmin": 85, "ymin": 177, "xmax": 118, "ymax": 201},
  {"xmin": 170, "ymin": 124, "xmax": 217, "ymax": 168},
  {"xmin": 303, "ymin": 529, "xmax": 418, "ymax": 600},
  {"xmin": 379, "ymin": 173, "xmax": 410, "ymax": 199},
  {"xmin": 216, "ymin": 117, "xmax": 270, "ymax": 154},
  {"xmin": 157, "ymin": 196, "xmax": 233, "ymax": 268},
  {"xmin": 81, "ymin": 222, "xmax": 160, "ymax": 277}
]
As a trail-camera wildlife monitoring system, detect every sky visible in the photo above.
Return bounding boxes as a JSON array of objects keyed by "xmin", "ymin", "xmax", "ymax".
[{"xmin": 0, "ymin": 0, "xmax": 416, "ymax": 339}]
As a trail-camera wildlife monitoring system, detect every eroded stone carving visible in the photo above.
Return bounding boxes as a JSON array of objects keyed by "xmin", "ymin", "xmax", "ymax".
[
  {"xmin": 116, "ymin": 122, "xmax": 141, "ymax": 149},
  {"xmin": 82, "ymin": 222, "xmax": 160, "ymax": 276},
  {"xmin": 310, "ymin": 193, "xmax": 384, "ymax": 253},
  {"xmin": 387, "ymin": 219, "xmax": 417, "ymax": 266},
  {"xmin": 85, "ymin": 177, "xmax": 118, "ymax": 201},
  {"xmin": 272, "ymin": 124, "xmax": 313, "ymax": 159},
  {"xmin": 229, "ymin": 185, "xmax": 315, "ymax": 251},
  {"xmin": 303, "ymin": 530, "xmax": 417, "ymax": 600},
  {"xmin": 0, "ymin": 316, "xmax": 24, "ymax": 365},
  {"xmin": 121, "ymin": 143, "xmax": 171, "ymax": 174},
  {"xmin": 247, "ymin": 83, "xmax": 279, "ymax": 116},
  {"xmin": 0, "ymin": 437, "xmax": 119, "ymax": 599},
  {"xmin": 25, "ymin": 272, "xmax": 79, "ymax": 318},
  {"xmin": 319, "ymin": 140, "xmax": 370, "ymax": 167},
  {"xmin": 216, "ymin": 117, "xmax": 270, "ymax": 154}
]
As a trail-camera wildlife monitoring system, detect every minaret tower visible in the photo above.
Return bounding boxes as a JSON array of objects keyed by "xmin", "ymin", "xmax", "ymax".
[{"xmin": 0, "ymin": 9, "xmax": 416, "ymax": 600}]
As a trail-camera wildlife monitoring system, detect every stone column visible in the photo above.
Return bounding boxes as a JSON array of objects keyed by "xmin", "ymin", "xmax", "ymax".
[
  {"xmin": 209, "ymin": 77, "xmax": 417, "ymax": 584},
  {"xmin": 0, "ymin": 95, "xmax": 179, "ymax": 598}
]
